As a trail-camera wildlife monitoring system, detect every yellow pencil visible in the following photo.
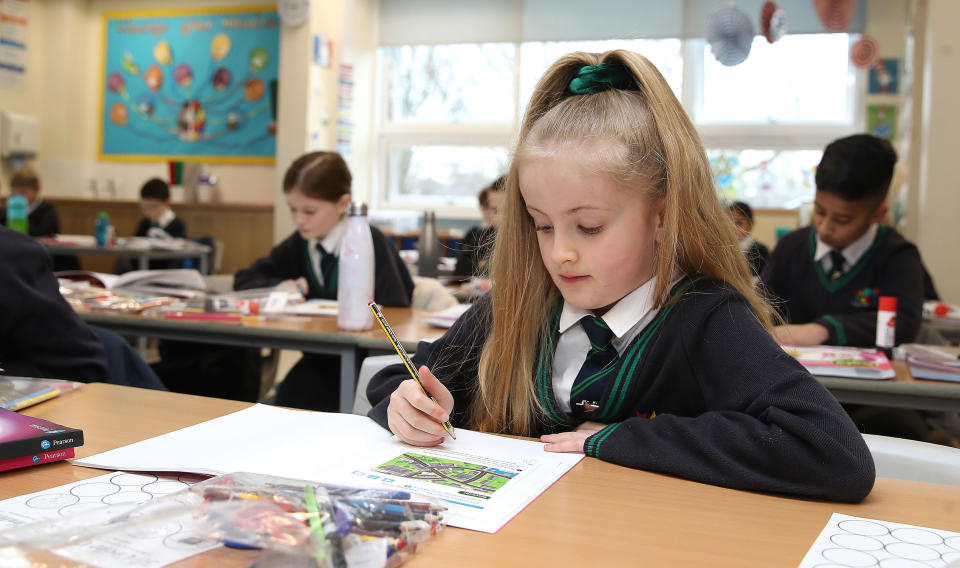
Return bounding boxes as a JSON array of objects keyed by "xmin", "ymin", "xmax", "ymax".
[{"xmin": 368, "ymin": 301, "xmax": 456, "ymax": 439}]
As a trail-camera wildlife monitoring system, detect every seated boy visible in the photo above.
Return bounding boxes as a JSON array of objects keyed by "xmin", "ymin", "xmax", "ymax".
[
  {"xmin": 1, "ymin": 167, "xmax": 62, "ymax": 237},
  {"xmin": 454, "ymin": 175, "xmax": 505, "ymax": 278},
  {"xmin": 727, "ymin": 200, "xmax": 769, "ymax": 278},
  {"xmin": 136, "ymin": 178, "xmax": 186, "ymax": 239},
  {"xmin": 762, "ymin": 134, "xmax": 924, "ymax": 347}
]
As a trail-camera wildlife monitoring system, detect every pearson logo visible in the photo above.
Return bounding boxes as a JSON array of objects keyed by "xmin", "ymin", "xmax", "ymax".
[
  {"xmin": 40, "ymin": 440, "xmax": 51, "ymax": 450},
  {"xmin": 32, "ymin": 455, "xmax": 41, "ymax": 464}
]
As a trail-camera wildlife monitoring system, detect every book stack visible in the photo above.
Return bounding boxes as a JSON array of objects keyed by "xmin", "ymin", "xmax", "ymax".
[
  {"xmin": 902, "ymin": 344, "xmax": 960, "ymax": 383},
  {"xmin": 0, "ymin": 407, "xmax": 84, "ymax": 473},
  {"xmin": 782, "ymin": 345, "xmax": 895, "ymax": 380}
]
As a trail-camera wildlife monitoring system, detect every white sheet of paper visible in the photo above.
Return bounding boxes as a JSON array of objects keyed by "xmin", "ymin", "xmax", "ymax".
[
  {"xmin": 74, "ymin": 405, "xmax": 583, "ymax": 533},
  {"xmin": 798, "ymin": 512, "xmax": 960, "ymax": 567},
  {"xmin": 0, "ymin": 472, "xmax": 217, "ymax": 568}
]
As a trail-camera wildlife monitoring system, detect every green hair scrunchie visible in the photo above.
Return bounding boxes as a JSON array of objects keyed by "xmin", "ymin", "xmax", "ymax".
[{"xmin": 567, "ymin": 62, "xmax": 636, "ymax": 95}]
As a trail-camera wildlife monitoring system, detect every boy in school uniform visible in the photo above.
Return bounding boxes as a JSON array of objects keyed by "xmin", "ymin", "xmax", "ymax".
[
  {"xmin": 136, "ymin": 178, "xmax": 186, "ymax": 240},
  {"xmin": 453, "ymin": 176, "xmax": 505, "ymax": 278},
  {"xmin": 763, "ymin": 134, "xmax": 924, "ymax": 347},
  {"xmin": 0, "ymin": 167, "xmax": 62, "ymax": 237}
]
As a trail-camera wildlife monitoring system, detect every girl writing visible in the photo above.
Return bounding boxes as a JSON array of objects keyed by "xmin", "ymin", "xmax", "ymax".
[{"xmin": 366, "ymin": 51, "xmax": 874, "ymax": 502}]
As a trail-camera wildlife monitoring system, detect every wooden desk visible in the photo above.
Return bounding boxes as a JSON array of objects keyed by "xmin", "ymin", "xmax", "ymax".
[
  {"xmin": 78, "ymin": 307, "xmax": 447, "ymax": 412},
  {"xmin": 4, "ymin": 383, "xmax": 960, "ymax": 567},
  {"xmin": 816, "ymin": 360, "xmax": 960, "ymax": 412}
]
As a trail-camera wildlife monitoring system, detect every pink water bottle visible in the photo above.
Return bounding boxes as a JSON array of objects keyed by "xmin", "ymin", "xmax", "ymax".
[{"xmin": 337, "ymin": 202, "xmax": 374, "ymax": 330}]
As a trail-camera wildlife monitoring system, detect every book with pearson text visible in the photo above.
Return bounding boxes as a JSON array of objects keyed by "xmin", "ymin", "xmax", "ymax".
[
  {"xmin": 0, "ymin": 407, "xmax": 84, "ymax": 461},
  {"xmin": 782, "ymin": 345, "xmax": 895, "ymax": 380},
  {"xmin": 0, "ymin": 377, "xmax": 82, "ymax": 411},
  {"xmin": 0, "ymin": 447, "xmax": 75, "ymax": 473}
]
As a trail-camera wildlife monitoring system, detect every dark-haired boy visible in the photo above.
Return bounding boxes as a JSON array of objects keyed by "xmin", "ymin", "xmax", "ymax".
[
  {"xmin": 136, "ymin": 178, "xmax": 186, "ymax": 239},
  {"xmin": 727, "ymin": 200, "xmax": 770, "ymax": 277},
  {"xmin": 762, "ymin": 134, "xmax": 923, "ymax": 347}
]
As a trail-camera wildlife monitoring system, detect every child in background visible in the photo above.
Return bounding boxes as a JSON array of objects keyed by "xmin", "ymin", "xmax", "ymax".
[
  {"xmin": 366, "ymin": 51, "xmax": 874, "ymax": 502},
  {"xmin": 0, "ymin": 167, "xmax": 62, "ymax": 237},
  {"xmin": 727, "ymin": 201, "xmax": 769, "ymax": 278},
  {"xmin": 234, "ymin": 151, "xmax": 414, "ymax": 410},
  {"xmin": 453, "ymin": 176, "xmax": 505, "ymax": 278},
  {"xmin": 762, "ymin": 134, "xmax": 924, "ymax": 347},
  {"xmin": 136, "ymin": 178, "xmax": 186, "ymax": 240}
]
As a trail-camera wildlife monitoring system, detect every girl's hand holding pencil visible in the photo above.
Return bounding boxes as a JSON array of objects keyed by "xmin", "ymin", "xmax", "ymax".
[{"xmin": 387, "ymin": 365, "xmax": 455, "ymax": 446}]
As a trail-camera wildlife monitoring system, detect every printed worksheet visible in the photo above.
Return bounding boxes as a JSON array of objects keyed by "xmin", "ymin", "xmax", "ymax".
[
  {"xmin": 798, "ymin": 513, "xmax": 960, "ymax": 567},
  {"xmin": 0, "ymin": 471, "xmax": 218, "ymax": 568},
  {"xmin": 74, "ymin": 404, "xmax": 583, "ymax": 533}
]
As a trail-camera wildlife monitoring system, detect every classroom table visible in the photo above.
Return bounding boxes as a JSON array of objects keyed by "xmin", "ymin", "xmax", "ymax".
[
  {"xmin": 817, "ymin": 359, "xmax": 960, "ymax": 412},
  {"xmin": 43, "ymin": 240, "xmax": 212, "ymax": 274},
  {"xmin": 77, "ymin": 307, "xmax": 447, "ymax": 412},
  {"xmin": 3, "ymin": 383, "xmax": 960, "ymax": 567}
]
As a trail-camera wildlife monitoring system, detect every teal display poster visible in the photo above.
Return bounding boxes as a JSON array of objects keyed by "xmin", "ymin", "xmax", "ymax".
[{"xmin": 99, "ymin": 6, "xmax": 278, "ymax": 163}]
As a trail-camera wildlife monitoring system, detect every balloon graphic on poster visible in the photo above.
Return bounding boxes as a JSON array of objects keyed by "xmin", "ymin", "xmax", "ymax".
[
  {"xmin": 249, "ymin": 47, "xmax": 269, "ymax": 72},
  {"xmin": 211, "ymin": 33, "xmax": 232, "ymax": 61},
  {"xmin": 212, "ymin": 67, "xmax": 232, "ymax": 90},
  {"xmin": 144, "ymin": 65, "xmax": 164, "ymax": 91},
  {"xmin": 109, "ymin": 103, "xmax": 129, "ymax": 125},
  {"xmin": 137, "ymin": 94, "xmax": 155, "ymax": 117},
  {"xmin": 153, "ymin": 40, "xmax": 172, "ymax": 65},
  {"xmin": 244, "ymin": 78, "xmax": 265, "ymax": 101},
  {"xmin": 107, "ymin": 72, "xmax": 126, "ymax": 93},
  {"xmin": 174, "ymin": 63, "xmax": 193, "ymax": 87},
  {"xmin": 122, "ymin": 52, "xmax": 140, "ymax": 75}
]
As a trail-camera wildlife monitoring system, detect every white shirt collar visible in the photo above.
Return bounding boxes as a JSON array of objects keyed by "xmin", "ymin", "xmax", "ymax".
[
  {"xmin": 156, "ymin": 207, "xmax": 176, "ymax": 228},
  {"xmin": 814, "ymin": 223, "xmax": 878, "ymax": 266},
  {"xmin": 309, "ymin": 217, "xmax": 348, "ymax": 258},
  {"xmin": 558, "ymin": 276, "xmax": 658, "ymax": 340}
]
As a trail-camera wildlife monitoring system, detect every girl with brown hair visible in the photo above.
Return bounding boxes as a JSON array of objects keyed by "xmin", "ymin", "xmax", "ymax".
[{"xmin": 367, "ymin": 51, "xmax": 875, "ymax": 502}]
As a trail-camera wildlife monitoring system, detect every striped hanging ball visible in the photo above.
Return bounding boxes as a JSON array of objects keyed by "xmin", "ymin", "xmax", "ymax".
[
  {"xmin": 814, "ymin": 0, "xmax": 856, "ymax": 33},
  {"xmin": 706, "ymin": 5, "xmax": 755, "ymax": 67},
  {"xmin": 761, "ymin": 1, "xmax": 788, "ymax": 44},
  {"xmin": 850, "ymin": 34, "xmax": 879, "ymax": 68}
]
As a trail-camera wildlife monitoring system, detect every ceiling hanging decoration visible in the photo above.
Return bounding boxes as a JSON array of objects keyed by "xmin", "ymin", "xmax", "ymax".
[
  {"xmin": 850, "ymin": 34, "xmax": 879, "ymax": 68},
  {"xmin": 706, "ymin": 5, "xmax": 755, "ymax": 67},
  {"xmin": 813, "ymin": 0, "xmax": 856, "ymax": 33},
  {"xmin": 760, "ymin": 2, "xmax": 788, "ymax": 43}
]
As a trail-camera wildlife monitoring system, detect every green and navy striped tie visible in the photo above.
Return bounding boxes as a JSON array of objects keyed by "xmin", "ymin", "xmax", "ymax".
[{"xmin": 571, "ymin": 316, "xmax": 618, "ymax": 416}]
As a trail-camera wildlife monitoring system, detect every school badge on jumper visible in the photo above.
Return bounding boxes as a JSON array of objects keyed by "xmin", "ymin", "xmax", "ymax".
[{"xmin": 852, "ymin": 287, "xmax": 880, "ymax": 307}]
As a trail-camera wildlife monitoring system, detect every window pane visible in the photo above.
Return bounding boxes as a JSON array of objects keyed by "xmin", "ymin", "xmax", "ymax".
[
  {"xmin": 697, "ymin": 34, "xmax": 853, "ymax": 123},
  {"xmin": 382, "ymin": 44, "xmax": 516, "ymax": 123},
  {"xmin": 709, "ymin": 149, "xmax": 821, "ymax": 208},
  {"xmin": 388, "ymin": 145, "xmax": 510, "ymax": 206},
  {"xmin": 520, "ymin": 39, "xmax": 683, "ymax": 116}
]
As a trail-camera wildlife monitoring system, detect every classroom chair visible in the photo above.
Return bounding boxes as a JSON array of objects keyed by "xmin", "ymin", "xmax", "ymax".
[
  {"xmin": 863, "ymin": 433, "xmax": 960, "ymax": 486},
  {"xmin": 353, "ymin": 354, "xmax": 403, "ymax": 415}
]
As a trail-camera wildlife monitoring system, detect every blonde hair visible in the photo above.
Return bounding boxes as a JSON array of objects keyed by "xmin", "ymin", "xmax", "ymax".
[{"xmin": 470, "ymin": 50, "xmax": 771, "ymax": 435}]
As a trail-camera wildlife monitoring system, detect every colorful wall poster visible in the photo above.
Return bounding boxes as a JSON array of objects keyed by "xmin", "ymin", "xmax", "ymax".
[
  {"xmin": 0, "ymin": 0, "xmax": 29, "ymax": 91},
  {"xmin": 867, "ymin": 104, "xmax": 897, "ymax": 141},
  {"xmin": 868, "ymin": 58, "xmax": 899, "ymax": 95},
  {"xmin": 99, "ymin": 6, "xmax": 279, "ymax": 163}
]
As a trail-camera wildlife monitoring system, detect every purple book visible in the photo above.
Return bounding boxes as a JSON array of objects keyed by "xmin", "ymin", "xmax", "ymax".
[{"xmin": 0, "ymin": 407, "xmax": 83, "ymax": 461}]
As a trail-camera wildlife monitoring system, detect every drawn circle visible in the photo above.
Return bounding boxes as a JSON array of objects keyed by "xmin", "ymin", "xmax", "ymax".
[
  {"xmin": 26, "ymin": 493, "xmax": 77, "ymax": 508},
  {"xmin": 59, "ymin": 502, "xmax": 111, "ymax": 516},
  {"xmin": 830, "ymin": 534, "xmax": 885, "ymax": 551},
  {"xmin": 103, "ymin": 491, "xmax": 152, "ymax": 505},
  {"xmin": 942, "ymin": 552, "xmax": 960, "ymax": 563},
  {"xmin": 144, "ymin": 480, "xmax": 190, "ymax": 495},
  {"xmin": 890, "ymin": 528, "xmax": 943, "ymax": 546},
  {"xmin": 884, "ymin": 542, "xmax": 940, "ymax": 561},
  {"xmin": 821, "ymin": 547, "xmax": 879, "ymax": 566},
  {"xmin": 839, "ymin": 520, "xmax": 890, "ymax": 537},
  {"xmin": 878, "ymin": 559, "xmax": 934, "ymax": 568},
  {"xmin": 944, "ymin": 536, "xmax": 960, "ymax": 551},
  {"xmin": 71, "ymin": 482, "xmax": 120, "ymax": 497},
  {"xmin": 111, "ymin": 473, "xmax": 158, "ymax": 486}
]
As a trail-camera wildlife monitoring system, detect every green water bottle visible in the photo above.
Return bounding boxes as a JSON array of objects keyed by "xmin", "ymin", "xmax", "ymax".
[{"xmin": 6, "ymin": 193, "xmax": 28, "ymax": 234}]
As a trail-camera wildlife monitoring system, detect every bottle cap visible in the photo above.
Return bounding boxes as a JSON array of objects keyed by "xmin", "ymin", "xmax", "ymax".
[
  {"xmin": 98, "ymin": 211, "xmax": 109, "ymax": 218},
  {"xmin": 347, "ymin": 202, "xmax": 367, "ymax": 216},
  {"xmin": 878, "ymin": 296, "xmax": 897, "ymax": 311}
]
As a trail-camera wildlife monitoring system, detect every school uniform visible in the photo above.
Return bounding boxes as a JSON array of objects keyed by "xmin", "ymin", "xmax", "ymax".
[
  {"xmin": 135, "ymin": 208, "xmax": 187, "ymax": 239},
  {"xmin": 739, "ymin": 236, "xmax": 769, "ymax": 277},
  {"xmin": 1, "ymin": 199, "xmax": 61, "ymax": 237},
  {"xmin": 762, "ymin": 224, "xmax": 924, "ymax": 347},
  {"xmin": 367, "ymin": 278, "xmax": 875, "ymax": 503},
  {"xmin": 453, "ymin": 226, "xmax": 496, "ymax": 278},
  {"xmin": 235, "ymin": 221, "xmax": 415, "ymax": 410},
  {"xmin": 0, "ymin": 227, "xmax": 108, "ymax": 381}
]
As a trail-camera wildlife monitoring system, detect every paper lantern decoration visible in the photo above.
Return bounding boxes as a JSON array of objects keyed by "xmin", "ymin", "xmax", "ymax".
[
  {"xmin": 761, "ymin": 2, "xmax": 788, "ymax": 43},
  {"xmin": 850, "ymin": 35, "xmax": 879, "ymax": 68},
  {"xmin": 706, "ymin": 5, "xmax": 755, "ymax": 67},
  {"xmin": 814, "ymin": 0, "xmax": 856, "ymax": 33}
]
